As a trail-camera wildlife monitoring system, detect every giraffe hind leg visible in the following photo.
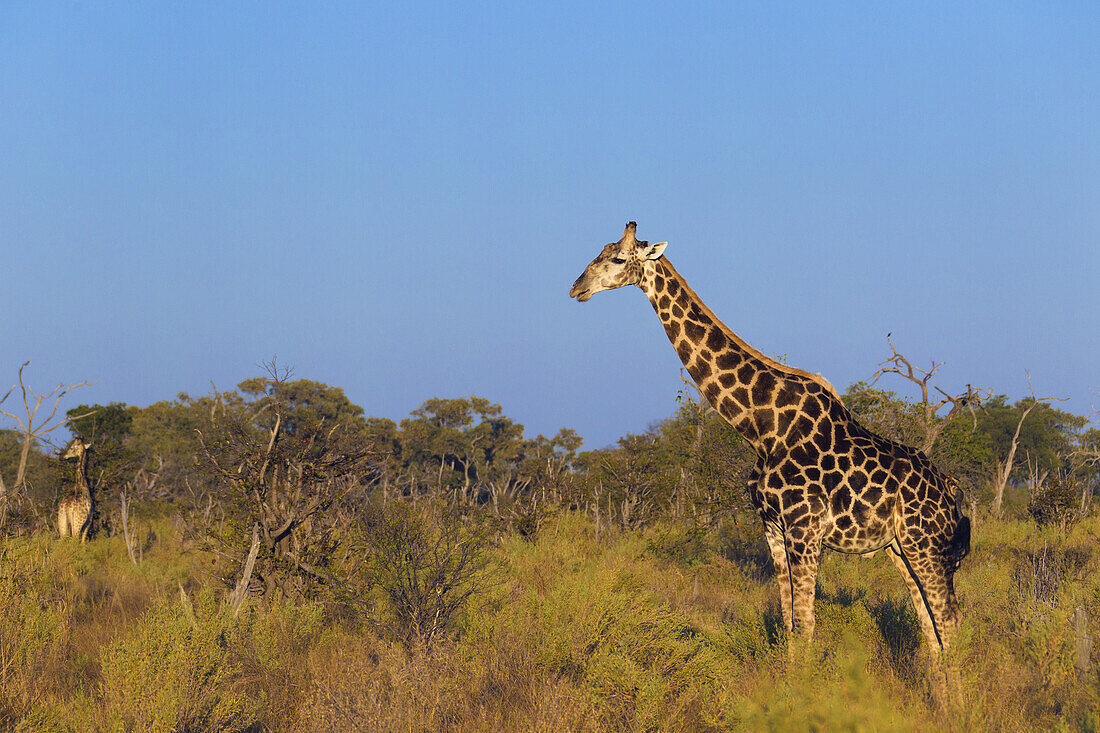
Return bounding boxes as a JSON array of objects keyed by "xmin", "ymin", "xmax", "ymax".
[
  {"xmin": 887, "ymin": 540, "xmax": 943, "ymax": 651},
  {"xmin": 887, "ymin": 539, "xmax": 963, "ymax": 706}
]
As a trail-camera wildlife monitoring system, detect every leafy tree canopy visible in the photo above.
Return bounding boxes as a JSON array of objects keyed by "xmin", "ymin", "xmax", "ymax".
[
  {"xmin": 67, "ymin": 402, "xmax": 132, "ymax": 445},
  {"xmin": 979, "ymin": 396, "xmax": 1088, "ymax": 476},
  {"xmin": 237, "ymin": 377, "xmax": 366, "ymax": 437}
]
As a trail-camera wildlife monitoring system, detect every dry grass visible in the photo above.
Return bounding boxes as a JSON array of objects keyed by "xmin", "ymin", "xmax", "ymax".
[
  {"xmin": 300, "ymin": 630, "xmax": 591, "ymax": 732},
  {"xmin": 1, "ymin": 511, "xmax": 1098, "ymax": 731}
]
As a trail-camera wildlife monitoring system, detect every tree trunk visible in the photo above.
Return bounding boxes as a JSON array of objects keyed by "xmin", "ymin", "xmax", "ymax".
[
  {"xmin": 992, "ymin": 460, "xmax": 1010, "ymax": 516},
  {"xmin": 991, "ymin": 403, "xmax": 1037, "ymax": 516},
  {"xmin": 15, "ymin": 434, "xmax": 32, "ymax": 489},
  {"xmin": 921, "ymin": 420, "xmax": 948, "ymax": 456}
]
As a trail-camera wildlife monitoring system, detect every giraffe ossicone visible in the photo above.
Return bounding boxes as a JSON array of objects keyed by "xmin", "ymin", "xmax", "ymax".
[{"xmin": 572, "ymin": 221, "xmax": 970, "ymax": 703}]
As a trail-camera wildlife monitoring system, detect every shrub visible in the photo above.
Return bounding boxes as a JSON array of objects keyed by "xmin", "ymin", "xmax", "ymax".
[
  {"xmin": 98, "ymin": 589, "xmax": 260, "ymax": 732},
  {"xmin": 1028, "ymin": 476, "xmax": 1083, "ymax": 530},
  {"xmin": 0, "ymin": 548, "xmax": 73, "ymax": 725},
  {"xmin": 231, "ymin": 599, "xmax": 324, "ymax": 731},
  {"xmin": 358, "ymin": 500, "xmax": 490, "ymax": 646}
]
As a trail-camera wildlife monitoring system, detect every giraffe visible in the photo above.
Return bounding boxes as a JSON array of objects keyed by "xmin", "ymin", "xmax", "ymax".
[
  {"xmin": 58, "ymin": 438, "xmax": 94, "ymax": 542},
  {"xmin": 571, "ymin": 222, "xmax": 970, "ymax": 701}
]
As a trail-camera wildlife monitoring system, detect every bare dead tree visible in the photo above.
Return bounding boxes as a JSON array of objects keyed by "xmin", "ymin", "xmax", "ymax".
[
  {"xmin": 871, "ymin": 335, "xmax": 991, "ymax": 454},
  {"xmin": 991, "ymin": 372, "xmax": 1068, "ymax": 516},
  {"xmin": 0, "ymin": 361, "xmax": 94, "ymax": 500}
]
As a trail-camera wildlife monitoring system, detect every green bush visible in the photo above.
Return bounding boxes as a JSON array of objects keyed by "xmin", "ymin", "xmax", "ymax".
[
  {"xmin": 232, "ymin": 599, "xmax": 324, "ymax": 731},
  {"xmin": 98, "ymin": 589, "xmax": 260, "ymax": 732},
  {"xmin": 0, "ymin": 548, "xmax": 73, "ymax": 726}
]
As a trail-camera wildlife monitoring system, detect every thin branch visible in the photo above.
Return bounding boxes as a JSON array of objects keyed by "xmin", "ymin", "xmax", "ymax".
[{"xmin": 871, "ymin": 335, "xmax": 990, "ymax": 453}]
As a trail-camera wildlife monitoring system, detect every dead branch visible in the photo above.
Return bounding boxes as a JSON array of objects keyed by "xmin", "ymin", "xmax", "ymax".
[
  {"xmin": 0, "ymin": 361, "xmax": 94, "ymax": 494},
  {"xmin": 871, "ymin": 335, "xmax": 991, "ymax": 453},
  {"xmin": 178, "ymin": 583, "xmax": 199, "ymax": 631}
]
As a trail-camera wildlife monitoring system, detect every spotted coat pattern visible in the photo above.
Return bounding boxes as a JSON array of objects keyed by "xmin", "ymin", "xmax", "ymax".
[
  {"xmin": 58, "ymin": 438, "xmax": 93, "ymax": 542},
  {"xmin": 571, "ymin": 222, "xmax": 970, "ymax": 673}
]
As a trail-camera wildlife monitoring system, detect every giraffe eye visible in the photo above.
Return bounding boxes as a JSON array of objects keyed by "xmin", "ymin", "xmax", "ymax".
[{"xmin": 610, "ymin": 257, "xmax": 627, "ymax": 265}]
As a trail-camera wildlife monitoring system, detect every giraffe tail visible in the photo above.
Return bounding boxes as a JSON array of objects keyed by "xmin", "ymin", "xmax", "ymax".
[{"xmin": 946, "ymin": 486, "xmax": 971, "ymax": 572}]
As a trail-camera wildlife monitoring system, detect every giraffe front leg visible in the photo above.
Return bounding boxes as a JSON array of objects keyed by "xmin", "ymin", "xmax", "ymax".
[
  {"xmin": 763, "ymin": 523, "xmax": 793, "ymax": 636},
  {"xmin": 786, "ymin": 527, "xmax": 822, "ymax": 663},
  {"xmin": 765, "ymin": 522, "xmax": 821, "ymax": 661}
]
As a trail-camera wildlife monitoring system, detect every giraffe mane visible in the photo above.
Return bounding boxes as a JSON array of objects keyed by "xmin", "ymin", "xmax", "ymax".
[{"xmin": 659, "ymin": 258, "xmax": 845, "ymax": 405}]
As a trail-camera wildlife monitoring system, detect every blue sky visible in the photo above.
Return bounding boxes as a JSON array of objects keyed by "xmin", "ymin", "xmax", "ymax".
[{"xmin": 2, "ymin": 2, "xmax": 1098, "ymax": 449}]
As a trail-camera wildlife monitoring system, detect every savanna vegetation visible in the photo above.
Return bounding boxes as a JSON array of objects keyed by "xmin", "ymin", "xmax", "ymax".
[{"xmin": 0, "ymin": 358, "xmax": 1098, "ymax": 731}]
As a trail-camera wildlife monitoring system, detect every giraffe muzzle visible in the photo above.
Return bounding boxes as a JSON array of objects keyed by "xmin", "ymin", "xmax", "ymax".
[{"xmin": 570, "ymin": 277, "xmax": 593, "ymax": 301}]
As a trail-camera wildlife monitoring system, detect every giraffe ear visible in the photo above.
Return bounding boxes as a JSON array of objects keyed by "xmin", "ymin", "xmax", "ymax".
[{"xmin": 642, "ymin": 241, "xmax": 668, "ymax": 260}]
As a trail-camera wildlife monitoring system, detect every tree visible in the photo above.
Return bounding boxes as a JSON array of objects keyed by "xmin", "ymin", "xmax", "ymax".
[
  {"xmin": 575, "ymin": 431, "xmax": 669, "ymax": 530},
  {"xmin": 870, "ymin": 336, "xmax": 989, "ymax": 454},
  {"xmin": 982, "ymin": 377, "xmax": 1078, "ymax": 516},
  {"xmin": 398, "ymin": 396, "xmax": 530, "ymax": 508},
  {"xmin": 1071, "ymin": 426, "xmax": 1100, "ymax": 512},
  {"xmin": 842, "ymin": 382, "xmax": 992, "ymax": 501},
  {"xmin": 67, "ymin": 402, "xmax": 132, "ymax": 445},
  {"xmin": 519, "ymin": 428, "xmax": 583, "ymax": 504},
  {"xmin": 192, "ymin": 365, "xmax": 375, "ymax": 601},
  {"xmin": 362, "ymin": 417, "xmax": 402, "ymax": 502},
  {"xmin": 0, "ymin": 362, "xmax": 92, "ymax": 501},
  {"xmin": 124, "ymin": 393, "xmax": 231, "ymax": 501},
  {"xmin": 237, "ymin": 374, "xmax": 367, "ymax": 442},
  {"xmin": 0, "ymin": 429, "xmax": 61, "ymax": 514},
  {"xmin": 841, "ymin": 381, "xmax": 925, "ymax": 449}
]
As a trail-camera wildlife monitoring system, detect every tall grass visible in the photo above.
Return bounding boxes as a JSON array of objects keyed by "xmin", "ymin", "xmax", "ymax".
[{"xmin": 1, "ymin": 511, "xmax": 1097, "ymax": 730}]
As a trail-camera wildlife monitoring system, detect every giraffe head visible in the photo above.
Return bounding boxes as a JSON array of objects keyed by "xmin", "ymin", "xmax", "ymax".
[
  {"xmin": 63, "ymin": 438, "xmax": 91, "ymax": 460},
  {"xmin": 570, "ymin": 221, "xmax": 668, "ymax": 302}
]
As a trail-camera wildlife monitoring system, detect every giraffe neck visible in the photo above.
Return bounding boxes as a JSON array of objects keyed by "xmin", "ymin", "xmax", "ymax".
[
  {"xmin": 640, "ymin": 257, "xmax": 841, "ymax": 456},
  {"xmin": 75, "ymin": 450, "xmax": 91, "ymax": 499}
]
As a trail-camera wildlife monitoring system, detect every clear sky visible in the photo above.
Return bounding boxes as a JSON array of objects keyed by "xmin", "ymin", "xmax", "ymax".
[{"xmin": 2, "ymin": 2, "xmax": 1098, "ymax": 450}]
